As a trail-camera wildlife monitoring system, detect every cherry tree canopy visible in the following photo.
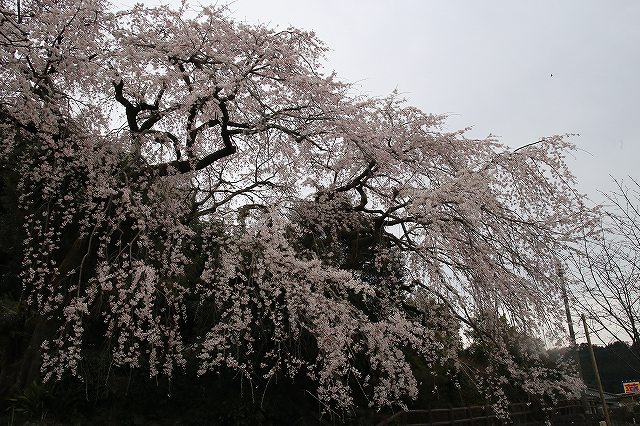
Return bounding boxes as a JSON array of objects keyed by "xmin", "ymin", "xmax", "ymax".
[{"xmin": 0, "ymin": 0, "xmax": 590, "ymax": 409}]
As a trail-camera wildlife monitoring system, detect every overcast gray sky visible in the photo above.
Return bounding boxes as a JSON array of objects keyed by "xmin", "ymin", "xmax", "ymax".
[{"xmin": 223, "ymin": 0, "xmax": 639, "ymax": 206}]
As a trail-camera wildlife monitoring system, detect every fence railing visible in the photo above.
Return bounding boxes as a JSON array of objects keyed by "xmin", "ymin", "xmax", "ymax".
[{"xmin": 377, "ymin": 400, "xmax": 591, "ymax": 426}]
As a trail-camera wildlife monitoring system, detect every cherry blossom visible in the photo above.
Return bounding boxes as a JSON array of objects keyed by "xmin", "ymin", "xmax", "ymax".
[{"xmin": 0, "ymin": 0, "xmax": 592, "ymax": 410}]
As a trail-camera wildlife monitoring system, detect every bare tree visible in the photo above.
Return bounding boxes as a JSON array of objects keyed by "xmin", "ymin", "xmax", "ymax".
[{"xmin": 572, "ymin": 178, "xmax": 640, "ymax": 354}]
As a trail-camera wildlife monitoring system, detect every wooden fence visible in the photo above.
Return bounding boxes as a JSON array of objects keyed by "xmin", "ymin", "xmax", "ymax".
[{"xmin": 377, "ymin": 400, "xmax": 591, "ymax": 426}]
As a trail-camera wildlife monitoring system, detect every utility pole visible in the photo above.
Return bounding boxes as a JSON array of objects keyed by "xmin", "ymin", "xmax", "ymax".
[
  {"xmin": 582, "ymin": 314, "xmax": 612, "ymax": 426},
  {"xmin": 559, "ymin": 265, "xmax": 592, "ymax": 421},
  {"xmin": 559, "ymin": 266, "xmax": 577, "ymax": 347},
  {"xmin": 558, "ymin": 264, "xmax": 581, "ymax": 372}
]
